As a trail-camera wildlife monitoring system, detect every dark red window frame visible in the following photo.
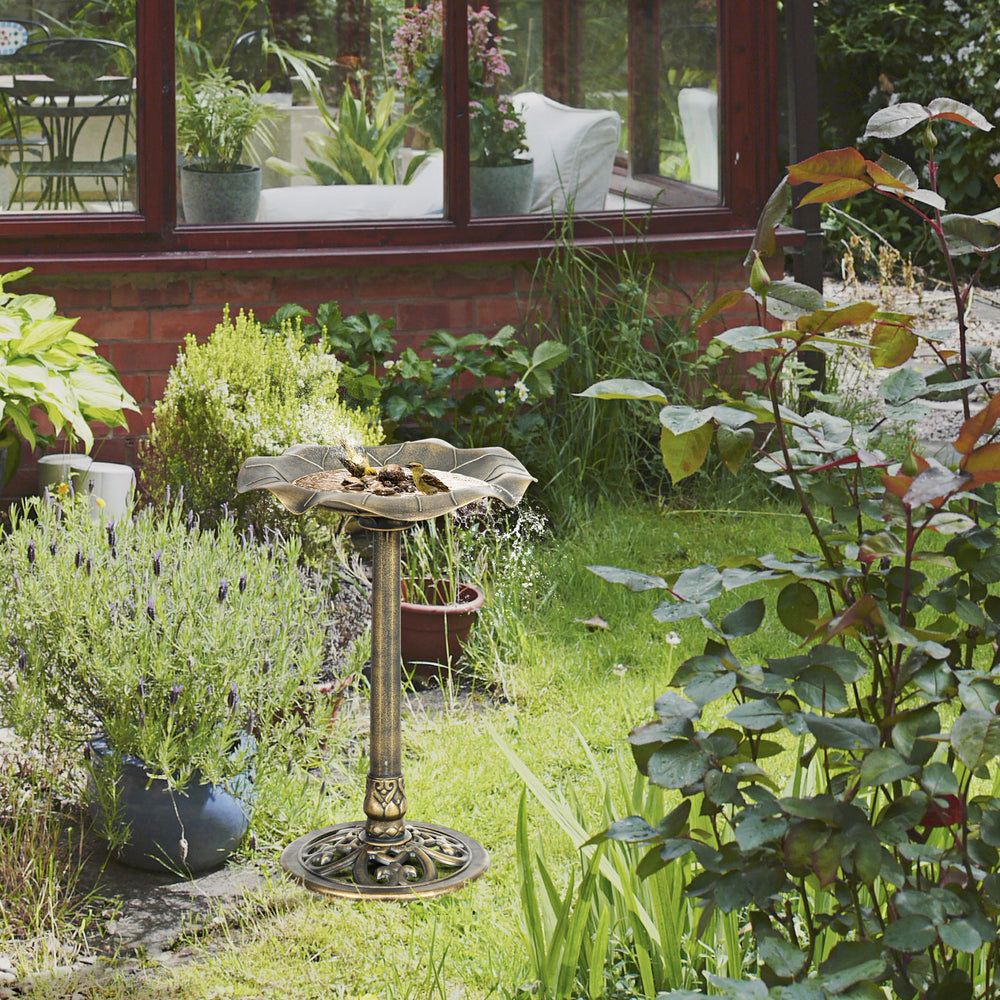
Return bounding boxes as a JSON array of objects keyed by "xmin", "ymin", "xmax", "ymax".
[{"xmin": 0, "ymin": 0, "xmax": 778, "ymax": 273}]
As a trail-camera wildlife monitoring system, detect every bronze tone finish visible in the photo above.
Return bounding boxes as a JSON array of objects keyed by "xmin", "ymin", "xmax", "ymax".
[{"xmin": 236, "ymin": 441, "xmax": 531, "ymax": 899}]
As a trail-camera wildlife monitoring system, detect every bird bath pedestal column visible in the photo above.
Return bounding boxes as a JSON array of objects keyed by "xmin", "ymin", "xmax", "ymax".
[{"xmin": 237, "ymin": 439, "xmax": 533, "ymax": 900}]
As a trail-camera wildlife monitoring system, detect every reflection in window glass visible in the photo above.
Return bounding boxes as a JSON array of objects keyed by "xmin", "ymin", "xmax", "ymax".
[
  {"xmin": 180, "ymin": 1, "xmax": 444, "ymax": 226},
  {"xmin": 0, "ymin": 2, "xmax": 136, "ymax": 214},
  {"xmin": 502, "ymin": 0, "xmax": 719, "ymax": 212}
]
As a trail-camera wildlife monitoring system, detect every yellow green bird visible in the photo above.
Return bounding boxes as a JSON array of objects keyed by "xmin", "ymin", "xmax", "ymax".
[
  {"xmin": 339, "ymin": 440, "xmax": 377, "ymax": 478},
  {"xmin": 407, "ymin": 462, "xmax": 450, "ymax": 495}
]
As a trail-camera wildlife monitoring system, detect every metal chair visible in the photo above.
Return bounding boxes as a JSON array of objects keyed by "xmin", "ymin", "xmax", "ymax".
[
  {"xmin": 1, "ymin": 37, "xmax": 135, "ymax": 211},
  {"xmin": 0, "ymin": 17, "xmax": 51, "ymax": 197}
]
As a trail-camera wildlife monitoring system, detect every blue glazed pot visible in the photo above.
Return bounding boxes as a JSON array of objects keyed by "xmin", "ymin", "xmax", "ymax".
[{"xmin": 87, "ymin": 738, "xmax": 254, "ymax": 874}]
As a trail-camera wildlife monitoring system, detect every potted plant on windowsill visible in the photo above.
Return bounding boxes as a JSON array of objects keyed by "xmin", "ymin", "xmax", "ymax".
[
  {"xmin": 0, "ymin": 266, "xmax": 137, "ymax": 491},
  {"xmin": 0, "ymin": 495, "xmax": 333, "ymax": 873},
  {"xmin": 176, "ymin": 67, "xmax": 279, "ymax": 224},
  {"xmin": 392, "ymin": 2, "xmax": 531, "ymax": 216}
]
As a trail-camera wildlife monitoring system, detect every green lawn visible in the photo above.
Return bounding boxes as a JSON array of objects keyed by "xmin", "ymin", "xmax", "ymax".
[{"xmin": 17, "ymin": 499, "xmax": 809, "ymax": 1000}]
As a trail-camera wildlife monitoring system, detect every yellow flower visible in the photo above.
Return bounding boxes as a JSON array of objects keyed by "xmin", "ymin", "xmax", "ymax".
[
  {"xmin": 55, "ymin": 482, "xmax": 69, "ymax": 497},
  {"xmin": 96, "ymin": 497, "xmax": 106, "ymax": 509}
]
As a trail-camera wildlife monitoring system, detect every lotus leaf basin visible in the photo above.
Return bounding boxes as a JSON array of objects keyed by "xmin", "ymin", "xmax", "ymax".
[{"xmin": 236, "ymin": 438, "xmax": 534, "ymax": 523}]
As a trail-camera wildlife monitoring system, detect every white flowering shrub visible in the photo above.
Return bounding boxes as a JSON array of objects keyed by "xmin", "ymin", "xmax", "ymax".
[{"xmin": 139, "ymin": 308, "xmax": 382, "ymax": 553}]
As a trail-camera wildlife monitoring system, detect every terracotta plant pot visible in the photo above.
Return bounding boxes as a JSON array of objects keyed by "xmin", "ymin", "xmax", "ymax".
[{"xmin": 400, "ymin": 578, "xmax": 485, "ymax": 673}]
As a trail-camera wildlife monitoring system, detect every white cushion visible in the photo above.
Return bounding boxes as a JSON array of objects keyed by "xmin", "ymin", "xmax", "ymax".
[
  {"xmin": 678, "ymin": 87, "xmax": 719, "ymax": 190},
  {"xmin": 512, "ymin": 91, "xmax": 621, "ymax": 213},
  {"xmin": 257, "ymin": 153, "xmax": 443, "ymax": 222}
]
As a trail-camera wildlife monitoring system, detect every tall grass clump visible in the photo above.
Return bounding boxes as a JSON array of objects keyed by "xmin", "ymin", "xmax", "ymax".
[{"xmin": 521, "ymin": 215, "xmax": 721, "ymax": 525}]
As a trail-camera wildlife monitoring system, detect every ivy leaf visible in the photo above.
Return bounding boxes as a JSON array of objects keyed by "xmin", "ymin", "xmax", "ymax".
[
  {"xmin": 951, "ymin": 710, "xmax": 1000, "ymax": 771},
  {"xmin": 660, "ymin": 422, "xmax": 714, "ymax": 484},
  {"xmin": 857, "ymin": 748, "xmax": 919, "ymax": 787},
  {"xmin": 726, "ymin": 698, "xmax": 785, "ymax": 731},
  {"xmin": 576, "ymin": 378, "xmax": 669, "ymax": 403},
  {"xmin": 805, "ymin": 714, "xmax": 880, "ymax": 750},
  {"xmin": 777, "ymin": 581, "xmax": 819, "ymax": 637},
  {"xmin": 647, "ymin": 741, "xmax": 713, "ymax": 789},
  {"xmin": 864, "ymin": 102, "xmax": 930, "ymax": 139},
  {"xmin": 720, "ymin": 598, "xmax": 765, "ymax": 638},
  {"xmin": 817, "ymin": 940, "xmax": 890, "ymax": 993}
]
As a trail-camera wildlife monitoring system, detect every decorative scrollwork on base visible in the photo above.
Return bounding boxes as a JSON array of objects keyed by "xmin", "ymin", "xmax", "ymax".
[{"xmin": 280, "ymin": 821, "xmax": 490, "ymax": 899}]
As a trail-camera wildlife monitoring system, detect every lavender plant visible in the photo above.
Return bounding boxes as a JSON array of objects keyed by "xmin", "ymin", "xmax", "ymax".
[
  {"xmin": 584, "ymin": 99, "xmax": 1000, "ymax": 999},
  {"xmin": 0, "ymin": 491, "xmax": 333, "ymax": 844}
]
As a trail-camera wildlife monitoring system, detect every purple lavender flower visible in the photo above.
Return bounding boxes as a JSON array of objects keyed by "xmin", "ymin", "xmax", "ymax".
[
  {"xmin": 75, "ymin": 548, "xmax": 83, "ymax": 569},
  {"xmin": 27, "ymin": 541, "xmax": 35, "ymax": 565},
  {"xmin": 170, "ymin": 683, "xmax": 183, "ymax": 705},
  {"xmin": 146, "ymin": 597, "xmax": 155, "ymax": 621},
  {"xmin": 153, "ymin": 549, "xmax": 162, "ymax": 576},
  {"xmin": 49, "ymin": 540, "xmax": 58, "ymax": 557},
  {"xmin": 238, "ymin": 573, "xmax": 247, "ymax": 594},
  {"xmin": 228, "ymin": 682, "xmax": 239, "ymax": 712},
  {"xmin": 218, "ymin": 578, "xmax": 229, "ymax": 602},
  {"xmin": 106, "ymin": 523, "xmax": 116, "ymax": 548},
  {"xmin": 86, "ymin": 557, "xmax": 93, "ymax": 577},
  {"xmin": 17, "ymin": 648, "xmax": 26, "ymax": 672}
]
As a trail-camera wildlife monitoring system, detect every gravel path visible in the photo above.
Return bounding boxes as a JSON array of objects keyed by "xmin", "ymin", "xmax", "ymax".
[{"xmin": 823, "ymin": 279, "xmax": 1000, "ymax": 447}]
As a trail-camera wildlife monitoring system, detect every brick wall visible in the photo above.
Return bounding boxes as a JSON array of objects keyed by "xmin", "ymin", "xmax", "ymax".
[{"xmin": 7, "ymin": 249, "xmax": 755, "ymax": 497}]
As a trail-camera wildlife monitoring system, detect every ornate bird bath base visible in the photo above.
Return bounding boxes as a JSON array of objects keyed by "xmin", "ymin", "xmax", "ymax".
[{"xmin": 237, "ymin": 440, "xmax": 533, "ymax": 900}]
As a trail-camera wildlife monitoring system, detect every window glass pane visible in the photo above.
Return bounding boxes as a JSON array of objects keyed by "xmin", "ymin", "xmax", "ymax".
[
  {"xmin": 0, "ymin": 2, "xmax": 136, "ymax": 214},
  {"xmin": 501, "ymin": 0, "xmax": 720, "ymax": 213},
  {"xmin": 177, "ymin": 1, "xmax": 443, "ymax": 226}
]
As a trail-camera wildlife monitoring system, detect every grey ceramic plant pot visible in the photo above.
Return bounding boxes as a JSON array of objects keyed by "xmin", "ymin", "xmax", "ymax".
[
  {"xmin": 470, "ymin": 158, "xmax": 533, "ymax": 218},
  {"xmin": 181, "ymin": 164, "xmax": 262, "ymax": 224}
]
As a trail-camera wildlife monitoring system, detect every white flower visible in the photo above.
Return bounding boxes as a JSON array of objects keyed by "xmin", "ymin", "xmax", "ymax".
[
  {"xmin": 383, "ymin": 359, "xmax": 397, "ymax": 370},
  {"xmin": 612, "ymin": 662, "xmax": 630, "ymax": 676},
  {"xmin": 665, "ymin": 631, "xmax": 682, "ymax": 646},
  {"xmin": 495, "ymin": 388, "xmax": 507, "ymax": 404},
  {"xmin": 514, "ymin": 379, "xmax": 530, "ymax": 402}
]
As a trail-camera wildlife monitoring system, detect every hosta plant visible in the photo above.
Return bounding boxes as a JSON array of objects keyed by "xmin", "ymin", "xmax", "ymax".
[
  {"xmin": 585, "ymin": 99, "xmax": 1000, "ymax": 1000},
  {"xmin": 0, "ymin": 267, "xmax": 137, "ymax": 486}
]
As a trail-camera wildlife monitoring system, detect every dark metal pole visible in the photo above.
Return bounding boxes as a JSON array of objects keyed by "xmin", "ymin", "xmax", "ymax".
[{"xmin": 363, "ymin": 526, "xmax": 408, "ymax": 843}]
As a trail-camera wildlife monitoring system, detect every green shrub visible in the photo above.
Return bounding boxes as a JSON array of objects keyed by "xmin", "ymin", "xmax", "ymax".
[{"xmin": 139, "ymin": 307, "xmax": 382, "ymax": 551}]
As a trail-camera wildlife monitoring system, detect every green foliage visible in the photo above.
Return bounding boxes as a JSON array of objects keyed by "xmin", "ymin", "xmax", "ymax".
[
  {"xmin": 267, "ymin": 74, "xmax": 425, "ymax": 186},
  {"xmin": 0, "ymin": 494, "xmax": 336, "ymax": 846},
  {"xmin": 138, "ymin": 306, "xmax": 382, "ymax": 545},
  {"xmin": 0, "ymin": 267, "xmax": 137, "ymax": 487},
  {"xmin": 262, "ymin": 301, "xmax": 568, "ymax": 469},
  {"xmin": 498, "ymin": 731, "xmax": 748, "ymax": 999},
  {"xmin": 589, "ymin": 100, "xmax": 1000, "ymax": 999},
  {"xmin": 526, "ymin": 214, "xmax": 717, "ymax": 523},
  {"xmin": 816, "ymin": 1, "xmax": 1000, "ymax": 281},
  {"xmin": 176, "ymin": 67, "xmax": 279, "ymax": 170}
]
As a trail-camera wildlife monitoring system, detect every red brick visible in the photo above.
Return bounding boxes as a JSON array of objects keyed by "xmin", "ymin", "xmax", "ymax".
[
  {"xmin": 397, "ymin": 299, "xmax": 475, "ymax": 333},
  {"xmin": 111, "ymin": 340, "xmax": 184, "ymax": 374},
  {"xmin": 112, "ymin": 276, "xmax": 192, "ymax": 309},
  {"xmin": 357, "ymin": 268, "xmax": 441, "ymax": 301},
  {"xmin": 30, "ymin": 280, "xmax": 111, "ymax": 311},
  {"xmin": 274, "ymin": 273, "xmax": 355, "ymax": 306},
  {"xmin": 191, "ymin": 274, "xmax": 274, "ymax": 307},
  {"xmin": 475, "ymin": 295, "xmax": 524, "ymax": 329},
  {"xmin": 435, "ymin": 267, "xmax": 517, "ymax": 298},
  {"xmin": 149, "ymin": 308, "xmax": 224, "ymax": 342},
  {"xmin": 148, "ymin": 373, "xmax": 170, "ymax": 404},
  {"xmin": 77, "ymin": 309, "xmax": 150, "ymax": 343},
  {"xmin": 119, "ymin": 374, "xmax": 148, "ymax": 405}
]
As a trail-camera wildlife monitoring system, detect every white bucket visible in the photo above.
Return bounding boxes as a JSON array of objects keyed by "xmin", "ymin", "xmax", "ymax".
[
  {"xmin": 79, "ymin": 461, "xmax": 136, "ymax": 521},
  {"xmin": 38, "ymin": 454, "xmax": 93, "ymax": 495}
]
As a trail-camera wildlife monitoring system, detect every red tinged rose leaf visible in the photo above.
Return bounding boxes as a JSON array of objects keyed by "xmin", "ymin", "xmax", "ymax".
[
  {"xmin": 926, "ymin": 98, "xmax": 993, "ymax": 132},
  {"xmin": 920, "ymin": 794, "xmax": 965, "ymax": 829},
  {"xmin": 865, "ymin": 160, "xmax": 910, "ymax": 190},
  {"xmin": 882, "ymin": 472, "xmax": 915, "ymax": 499},
  {"xmin": 954, "ymin": 394, "xmax": 1000, "ymax": 455},
  {"xmin": 797, "ymin": 178, "xmax": 873, "ymax": 207},
  {"xmin": 788, "ymin": 147, "xmax": 867, "ymax": 184},
  {"xmin": 697, "ymin": 288, "xmax": 749, "ymax": 328}
]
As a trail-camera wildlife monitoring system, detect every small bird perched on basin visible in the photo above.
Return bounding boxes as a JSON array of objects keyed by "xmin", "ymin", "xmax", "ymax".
[
  {"xmin": 407, "ymin": 462, "xmax": 450, "ymax": 495},
  {"xmin": 338, "ymin": 440, "xmax": 377, "ymax": 478}
]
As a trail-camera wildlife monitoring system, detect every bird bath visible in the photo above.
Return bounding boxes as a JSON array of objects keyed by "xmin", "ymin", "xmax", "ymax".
[{"xmin": 237, "ymin": 439, "xmax": 533, "ymax": 899}]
